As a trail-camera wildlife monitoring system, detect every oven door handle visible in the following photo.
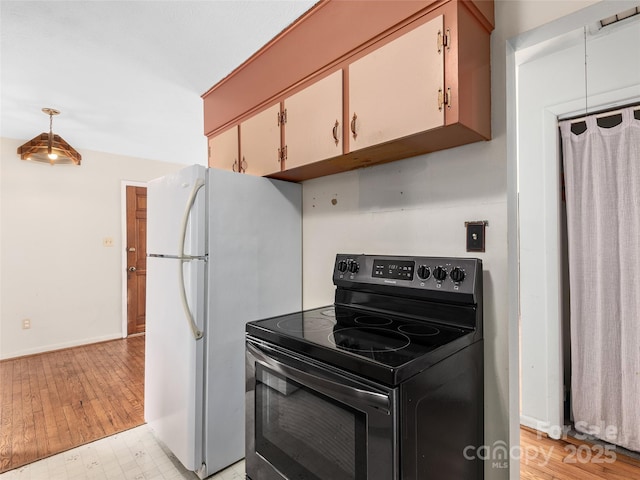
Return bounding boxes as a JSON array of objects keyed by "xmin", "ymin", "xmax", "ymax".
[{"xmin": 247, "ymin": 340, "xmax": 391, "ymax": 414}]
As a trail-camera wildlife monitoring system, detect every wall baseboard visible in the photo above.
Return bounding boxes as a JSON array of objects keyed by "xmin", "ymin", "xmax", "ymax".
[
  {"xmin": 520, "ymin": 415, "xmax": 567, "ymax": 440},
  {"xmin": 0, "ymin": 333, "xmax": 124, "ymax": 361}
]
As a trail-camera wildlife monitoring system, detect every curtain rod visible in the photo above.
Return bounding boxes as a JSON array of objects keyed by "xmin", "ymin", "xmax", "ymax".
[{"xmin": 560, "ymin": 100, "xmax": 640, "ymax": 123}]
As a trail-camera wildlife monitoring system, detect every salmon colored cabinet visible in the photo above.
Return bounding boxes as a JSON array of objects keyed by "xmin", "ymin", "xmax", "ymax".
[
  {"xmin": 218, "ymin": 72, "xmax": 343, "ymax": 176},
  {"xmin": 203, "ymin": 0, "xmax": 494, "ymax": 182},
  {"xmin": 239, "ymin": 104, "xmax": 281, "ymax": 177},
  {"xmin": 208, "ymin": 126, "xmax": 238, "ymax": 172},
  {"xmin": 348, "ymin": 16, "xmax": 444, "ymax": 152},
  {"xmin": 283, "ymin": 70, "xmax": 343, "ymax": 170}
]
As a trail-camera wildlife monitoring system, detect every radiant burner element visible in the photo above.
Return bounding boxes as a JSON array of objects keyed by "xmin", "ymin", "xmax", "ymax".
[
  {"xmin": 329, "ymin": 327, "xmax": 411, "ymax": 352},
  {"xmin": 354, "ymin": 315, "xmax": 393, "ymax": 326},
  {"xmin": 398, "ymin": 324, "xmax": 440, "ymax": 336},
  {"xmin": 276, "ymin": 316, "xmax": 335, "ymax": 332}
]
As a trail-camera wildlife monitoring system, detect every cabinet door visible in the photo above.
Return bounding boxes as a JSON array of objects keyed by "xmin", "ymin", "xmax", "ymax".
[
  {"xmin": 240, "ymin": 104, "xmax": 282, "ymax": 177},
  {"xmin": 284, "ymin": 70, "xmax": 343, "ymax": 170},
  {"xmin": 348, "ymin": 15, "xmax": 444, "ymax": 152},
  {"xmin": 209, "ymin": 127, "xmax": 239, "ymax": 172}
]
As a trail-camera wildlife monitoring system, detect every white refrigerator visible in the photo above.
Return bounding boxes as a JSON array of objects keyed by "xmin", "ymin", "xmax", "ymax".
[{"xmin": 145, "ymin": 164, "xmax": 301, "ymax": 478}]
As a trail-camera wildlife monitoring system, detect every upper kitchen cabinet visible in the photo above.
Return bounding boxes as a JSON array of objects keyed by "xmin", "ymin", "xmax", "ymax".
[
  {"xmin": 203, "ymin": 0, "xmax": 494, "ymax": 182},
  {"xmin": 283, "ymin": 70, "xmax": 343, "ymax": 170},
  {"xmin": 348, "ymin": 16, "xmax": 444, "ymax": 152},
  {"xmin": 239, "ymin": 104, "xmax": 281, "ymax": 177},
  {"xmin": 208, "ymin": 126, "xmax": 238, "ymax": 172}
]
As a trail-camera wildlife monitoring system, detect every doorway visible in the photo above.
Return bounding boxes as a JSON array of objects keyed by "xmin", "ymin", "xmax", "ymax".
[
  {"xmin": 123, "ymin": 182, "xmax": 148, "ymax": 336},
  {"xmin": 515, "ymin": 15, "xmax": 640, "ymax": 438}
]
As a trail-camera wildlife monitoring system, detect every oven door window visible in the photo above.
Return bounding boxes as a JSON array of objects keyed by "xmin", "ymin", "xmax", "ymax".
[{"xmin": 256, "ymin": 365, "xmax": 367, "ymax": 480}]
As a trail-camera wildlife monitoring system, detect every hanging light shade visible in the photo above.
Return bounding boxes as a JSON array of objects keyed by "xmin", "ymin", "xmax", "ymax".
[{"xmin": 17, "ymin": 108, "xmax": 82, "ymax": 165}]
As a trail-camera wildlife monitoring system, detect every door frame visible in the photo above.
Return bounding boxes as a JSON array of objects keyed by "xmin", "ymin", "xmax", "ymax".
[
  {"xmin": 121, "ymin": 180, "xmax": 148, "ymax": 337},
  {"xmin": 507, "ymin": 4, "xmax": 640, "ymax": 478},
  {"xmin": 506, "ymin": 4, "xmax": 640, "ymax": 478}
]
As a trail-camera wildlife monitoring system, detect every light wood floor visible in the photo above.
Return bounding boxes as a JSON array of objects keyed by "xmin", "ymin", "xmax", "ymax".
[
  {"xmin": 2, "ymin": 336, "xmax": 640, "ymax": 478},
  {"xmin": 520, "ymin": 426, "xmax": 640, "ymax": 479},
  {"xmin": 0, "ymin": 336, "xmax": 145, "ymax": 473}
]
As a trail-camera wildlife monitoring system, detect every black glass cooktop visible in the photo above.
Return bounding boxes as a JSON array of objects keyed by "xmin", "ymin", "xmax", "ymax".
[{"xmin": 246, "ymin": 305, "xmax": 476, "ymax": 385}]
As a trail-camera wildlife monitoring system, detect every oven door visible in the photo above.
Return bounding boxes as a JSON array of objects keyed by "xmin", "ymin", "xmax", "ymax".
[{"xmin": 245, "ymin": 337, "xmax": 398, "ymax": 480}]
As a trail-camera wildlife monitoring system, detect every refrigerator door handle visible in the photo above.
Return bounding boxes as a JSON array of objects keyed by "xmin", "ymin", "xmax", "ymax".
[{"xmin": 178, "ymin": 177, "xmax": 205, "ymax": 340}]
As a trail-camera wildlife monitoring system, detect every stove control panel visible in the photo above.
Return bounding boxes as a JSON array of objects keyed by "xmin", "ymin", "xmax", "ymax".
[
  {"xmin": 333, "ymin": 254, "xmax": 482, "ymax": 302},
  {"xmin": 372, "ymin": 259, "xmax": 415, "ymax": 280}
]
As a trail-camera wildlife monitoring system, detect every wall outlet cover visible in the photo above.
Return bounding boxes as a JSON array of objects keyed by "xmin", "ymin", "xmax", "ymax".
[{"xmin": 466, "ymin": 221, "xmax": 486, "ymax": 252}]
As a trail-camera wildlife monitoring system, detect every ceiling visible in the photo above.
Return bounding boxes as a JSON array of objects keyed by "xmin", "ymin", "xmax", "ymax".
[{"xmin": 0, "ymin": 0, "xmax": 316, "ymax": 165}]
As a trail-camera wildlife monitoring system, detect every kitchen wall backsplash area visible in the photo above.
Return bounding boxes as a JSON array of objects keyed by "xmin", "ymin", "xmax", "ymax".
[{"xmin": 301, "ymin": 139, "xmax": 507, "ymax": 478}]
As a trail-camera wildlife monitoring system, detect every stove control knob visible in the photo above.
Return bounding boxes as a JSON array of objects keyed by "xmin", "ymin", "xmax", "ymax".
[
  {"xmin": 450, "ymin": 267, "xmax": 465, "ymax": 283},
  {"xmin": 417, "ymin": 265, "xmax": 431, "ymax": 280},
  {"xmin": 433, "ymin": 266, "xmax": 447, "ymax": 281},
  {"xmin": 348, "ymin": 261, "xmax": 360, "ymax": 274},
  {"xmin": 337, "ymin": 260, "xmax": 348, "ymax": 273}
]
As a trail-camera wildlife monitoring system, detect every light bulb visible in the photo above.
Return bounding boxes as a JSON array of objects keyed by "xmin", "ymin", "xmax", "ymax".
[{"xmin": 48, "ymin": 152, "xmax": 58, "ymax": 160}]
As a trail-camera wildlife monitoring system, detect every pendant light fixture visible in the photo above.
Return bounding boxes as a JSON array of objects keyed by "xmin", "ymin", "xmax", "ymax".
[{"xmin": 17, "ymin": 108, "xmax": 82, "ymax": 165}]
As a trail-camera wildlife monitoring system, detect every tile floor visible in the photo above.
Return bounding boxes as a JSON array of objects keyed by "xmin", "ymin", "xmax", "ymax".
[{"xmin": 0, "ymin": 425, "xmax": 245, "ymax": 480}]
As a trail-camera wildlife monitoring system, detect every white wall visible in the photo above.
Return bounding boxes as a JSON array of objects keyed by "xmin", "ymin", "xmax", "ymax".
[
  {"xmin": 517, "ymin": 15, "xmax": 640, "ymax": 435},
  {"xmin": 0, "ymin": 137, "xmax": 184, "ymax": 359}
]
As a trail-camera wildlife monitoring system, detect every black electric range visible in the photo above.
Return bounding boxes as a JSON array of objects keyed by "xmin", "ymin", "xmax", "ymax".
[{"xmin": 245, "ymin": 254, "xmax": 484, "ymax": 480}]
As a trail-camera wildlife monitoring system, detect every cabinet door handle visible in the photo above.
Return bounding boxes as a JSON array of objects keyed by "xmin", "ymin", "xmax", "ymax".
[
  {"xmin": 332, "ymin": 120, "xmax": 340, "ymax": 146},
  {"xmin": 350, "ymin": 113, "xmax": 358, "ymax": 140},
  {"xmin": 241, "ymin": 156, "xmax": 247, "ymax": 173},
  {"xmin": 232, "ymin": 159, "xmax": 238, "ymax": 172}
]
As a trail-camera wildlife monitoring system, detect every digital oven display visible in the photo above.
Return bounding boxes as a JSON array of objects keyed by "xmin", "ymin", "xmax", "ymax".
[{"xmin": 372, "ymin": 259, "xmax": 415, "ymax": 281}]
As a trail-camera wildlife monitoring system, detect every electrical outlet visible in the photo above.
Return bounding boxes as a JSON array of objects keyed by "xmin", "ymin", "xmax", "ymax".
[
  {"xmin": 103, "ymin": 237, "xmax": 114, "ymax": 247},
  {"xmin": 22, "ymin": 318, "xmax": 31, "ymax": 329}
]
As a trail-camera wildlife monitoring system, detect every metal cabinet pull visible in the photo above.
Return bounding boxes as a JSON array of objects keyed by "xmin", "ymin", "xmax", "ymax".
[
  {"xmin": 350, "ymin": 113, "xmax": 358, "ymax": 140},
  {"xmin": 241, "ymin": 156, "xmax": 247, "ymax": 173},
  {"xmin": 438, "ymin": 87, "xmax": 452, "ymax": 111},
  {"xmin": 332, "ymin": 120, "xmax": 340, "ymax": 146},
  {"xmin": 232, "ymin": 159, "xmax": 238, "ymax": 172},
  {"xmin": 277, "ymin": 109, "xmax": 287, "ymax": 126},
  {"xmin": 437, "ymin": 29, "xmax": 450, "ymax": 53},
  {"xmin": 277, "ymin": 147, "xmax": 287, "ymax": 164}
]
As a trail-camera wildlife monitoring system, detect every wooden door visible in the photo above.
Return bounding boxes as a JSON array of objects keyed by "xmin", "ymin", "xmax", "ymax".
[
  {"xmin": 240, "ymin": 103, "xmax": 282, "ymax": 176},
  {"xmin": 348, "ymin": 15, "xmax": 445, "ymax": 151},
  {"xmin": 284, "ymin": 70, "xmax": 343, "ymax": 170},
  {"xmin": 126, "ymin": 186, "xmax": 147, "ymax": 335},
  {"xmin": 209, "ymin": 126, "xmax": 239, "ymax": 172}
]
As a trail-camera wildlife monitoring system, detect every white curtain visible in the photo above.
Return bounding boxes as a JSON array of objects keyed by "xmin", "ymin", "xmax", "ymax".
[{"xmin": 559, "ymin": 106, "xmax": 640, "ymax": 452}]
